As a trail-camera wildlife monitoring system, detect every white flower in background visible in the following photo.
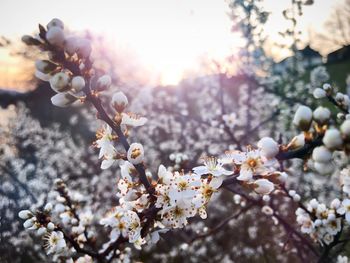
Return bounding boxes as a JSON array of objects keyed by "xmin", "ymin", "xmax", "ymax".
[
  {"xmin": 222, "ymin": 112, "xmax": 237, "ymax": 128},
  {"xmin": 193, "ymin": 157, "xmax": 232, "ymax": 177},
  {"xmin": 257, "ymin": 137, "xmax": 279, "ymax": 159},
  {"xmin": 95, "ymin": 125, "xmax": 115, "ymax": 159},
  {"xmin": 337, "ymin": 199, "xmax": 350, "ymax": 223},
  {"xmin": 44, "ymin": 231, "xmax": 66, "ymax": 254},
  {"xmin": 96, "ymin": 75, "xmax": 112, "ymax": 91},
  {"xmin": 313, "ymin": 106, "xmax": 331, "ymax": 124},
  {"xmin": 252, "ymin": 179, "xmax": 274, "ymax": 195},
  {"xmin": 121, "ymin": 113, "xmax": 147, "ymax": 127},
  {"xmin": 313, "ymin": 88, "xmax": 326, "ymax": 99},
  {"xmin": 111, "ymin": 91, "xmax": 129, "ymax": 112},
  {"xmin": 323, "ymin": 129, "xmax": 343, "ymax": 150},
  {"xmin": 337, "ymin": 255, "xmax": 349, "ymax": 263},
  {"xmin": 341, "ymin": 168, "xmax": 350, "ymax": 195},
  {"xmin": 293, "ymin": 105, "xmax": 313, "ymax": 131},
  {"xmin": 127, "ymin": 143, "xmax": 144, "ymax": 165},
  {"xmin": 46, "ymin": 26, "xmax": 65, "ymax": 47},
  {"xmin": 49, "ymin": 72, "xmax": 70, "ymax": 93},
  {"xmin": 75, "ymin": 255, "xmax": 93, "ymax": 263},
  {"xmin": 314, "ymin": 162, "xmax": 334, "ymax": 175}
]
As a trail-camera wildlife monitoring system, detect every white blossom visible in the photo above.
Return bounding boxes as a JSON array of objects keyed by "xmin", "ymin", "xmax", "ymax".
[
  {"xmin": 293, "ymin": 105, "xmax": 312, "ymax": 131},
  {"xmin": 323, "ymin": 129, "xmax": 343, "ymax": 149},
  {"xmin": 257, "ymin": 137, "xmax": 279, "ymax": 159},
  {"xmin": 127, "ymin": 143, "xmax": 144, "ymax": 165},
  {"xmin": 46, "ymin": 26, "xmax": 65, "ymax": 47}
]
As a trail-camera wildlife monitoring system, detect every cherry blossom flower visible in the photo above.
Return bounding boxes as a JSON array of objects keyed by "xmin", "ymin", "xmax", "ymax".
[
  {"xmin": 121, "ymin": 113, "xmax": 147, "ymax": 127},
  {"xmin": 193, "ymin": 157, "xmax": 232, "ymax": 177},
  {"xmin": 95, "ymin": 125, "xmax": 115, "ymax": 159},
  {"xmin": 222, "ymin": 112, "xmax": 237, "ymax": 128},
  {"xmin": 44, "ymin": 231, "xmax": 66, "ymax": 254}
]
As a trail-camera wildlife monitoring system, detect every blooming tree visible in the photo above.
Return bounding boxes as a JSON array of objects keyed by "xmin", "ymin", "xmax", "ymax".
[{"xmin": 7, "ymin": 17, "xmax": 350, "ymax": 263}]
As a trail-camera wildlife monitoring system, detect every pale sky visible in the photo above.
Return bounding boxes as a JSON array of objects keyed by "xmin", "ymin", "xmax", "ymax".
[{"xmin": 0, "ymin": 0, "xmax": 343, "ymax": 89}]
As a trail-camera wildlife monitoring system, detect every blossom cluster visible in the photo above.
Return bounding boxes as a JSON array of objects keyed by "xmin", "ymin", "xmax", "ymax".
[{"xmin": 16, "ymin": 17, "xmax": 350, "ymax": 262}]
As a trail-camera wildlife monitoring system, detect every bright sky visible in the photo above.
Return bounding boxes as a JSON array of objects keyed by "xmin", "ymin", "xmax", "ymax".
[{"xmin": 0, "ymin": 0, "xmax": 342, "ymax": 89}]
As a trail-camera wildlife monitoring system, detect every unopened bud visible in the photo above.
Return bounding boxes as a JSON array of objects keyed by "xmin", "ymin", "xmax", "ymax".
[
  {"xmin": 111, "ymin": 91, "xmax": 128, "ymax": 112},
  {"xmin": 313, "ymin": 106, "xmax": 331, "ymax": 125},
  {"xmin": 323, "ymin": 129, "xmax": 343, "ymax": 150},
  {"xmin": 51, "ymin": 93, "xmax": 77, "ymax": 107},
  {"xmin": 47, "ymin": 18, "xmax": 64, "ymax": 30},
  {"xmin": 96, "ymin": 75, "xmax": 112, "ymax": 91},
  {"xmin": 49, "ymin": 72, "xmax": 70, "ymax": 93},
  {"xmin": 71, "ymin": 76, "xmax": 86, "ymax": 92},
  {"xmin": 18, "ymin": 210, "xmax": 33, "ymax": 220},
  {"xmin": 46, "ymin": 26, "xmax": 65, "ymax": 47},
  {"xmin": 35, "ymin": 60, "xmax": 57, "ymax": 74},
  {"xmin": 293, "ymin": 105, "xmax": 312, "ymax": 131}
]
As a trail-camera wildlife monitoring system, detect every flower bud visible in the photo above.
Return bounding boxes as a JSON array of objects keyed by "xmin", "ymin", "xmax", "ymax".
[
  {"xmin": 51, "ymin": 93, "xmax": 77, "ymax": 107},
  {"xmin": 37, "ymin": 227, "xmax": 47, "ymax": 236},
  {"xmin": 288, "ymin": 190, "xmax": 296, "ymax": 197},
  {"xmin": 49, "ymin": 72, "xmax": 70, "ymax": 92},
  {"xmin": 46, "ymin": 26, "xmax": 65, "ymax": 47},
  {"xmin": 71, "ymin": 76, "xmax": 86, "ymax": 92},
  {"xmin": 18, "ymin": 210, "xmax": 33, "ymax": 219},
  {"xmin": 127, "ymin": 143, "xmax": 144, "ymax": 165},
  {"xmin": 47, "ymin": 222, "xmax": 55, "ymax": 231},
  {"xmin": 253, "ymin": 179, "xmax": 274, "ymax": 195},
  {"xmin": 96, "ymin": 75, "xmax": 112, "ymax": 91},
  {"xmin": 21, "ymin": 35, "xmax": 41, "ymax": 46},
  {"xmin": 336, "ymin": 93, "xmax": 345, "ymax": 103},
  {"xmin": 111, "ymin": 91, "xmax": 128, "ymax": 112},
  {"xmin": 323, "ymin": 83, "xmax": 332, "ymax": 92},
  {"xmin": 323, "ymin": 129, "xmax": 343, "ymax": 149},
  {"xmin": 293, "ymin": 105, "xmax": 312, "ymax": 131},
  {"xmin": 257, "ymin": 137, "xmax": 279, "ymax": 159},
  {"xmin": 293, "ymin": 194, "xmax": 301, "ymax": 202},
  {"xmin": 44, "ymin": 203, "xmax": 53, "ymax": 212},
  {"xmin": 64, "ymin": 36, "xmax": 78, "ymax": 55},
  {"xmin": 312, "ymin": 146, "xmax": 332, "ymax": 163},
  {"xmin": 47, "ymin": 18, "xmax": 64, "ymax": 30},
  {"xmin": 313, "ymin": 106, "xmax": 331, "ymax": 124},
  {"xmin": 23, "ymin": 218, "xmax": 35, "ymax": 229},
  {"xmin": 35, "ymin": 60, "xmax": 57, "ymax": 74},
  {"xmin": 330, "ymin": 198, "xmax": 341, "ymax": 209},
  {"xmin": 75, "ymin": 38, "xmax": 91, "ymax": 58},
  {"xmin": 341, "ymin": 120, "xmax": 350, "ymax": 139},
  {"xmin": 313, "ymin": 88, "xmax": 326, "ymax": 99}
]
